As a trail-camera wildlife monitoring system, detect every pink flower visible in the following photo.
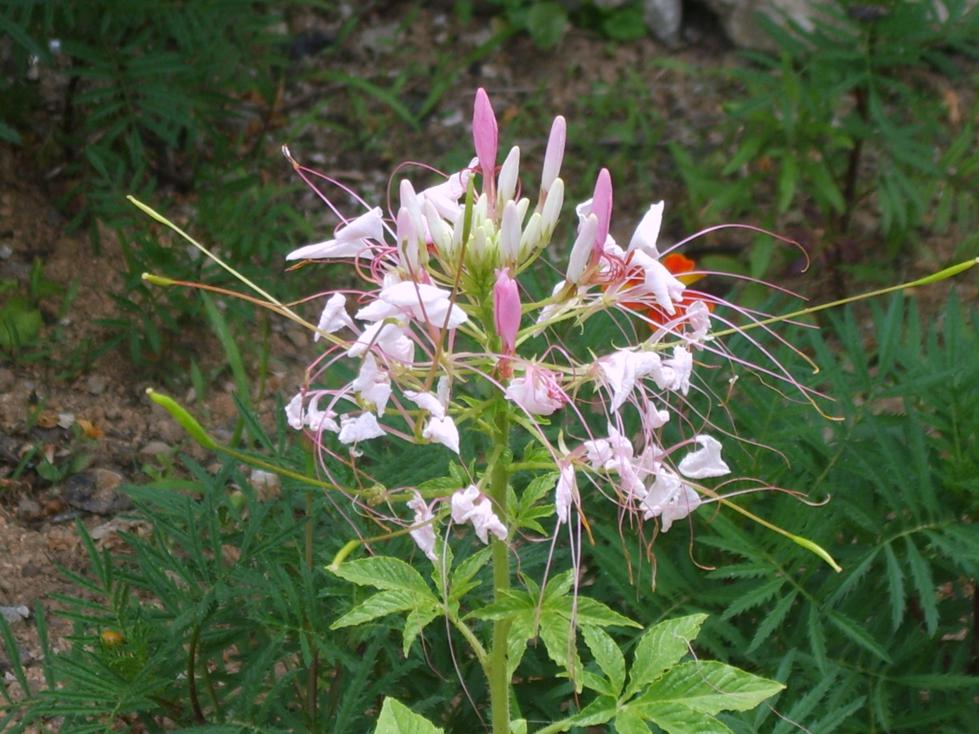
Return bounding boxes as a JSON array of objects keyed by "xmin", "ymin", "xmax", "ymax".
[
  {"xmin": 640, "ymin": 466, "xmax": 701, "ymax": 532},
  {"xmin": 423, "ymin": 416, "xmax": 460, "ymax": 455},
  {"xmin": 356, "ymin": 281, "xmax": 467, "ymax": 330},
  {"xmin": 337, "ymin": 412, "xmax": 385, "ymax": 444},
  {"xmin": 351, "ymin": 353, "xmax": 392, "ymax": 416},
  {"xmin": 627, "ymin": 201, "xmax": 664, "ymax": 258},
  {"xmin": 677, "ymin": 435, "xmax": 730, "ymax": 478},
  {"xmin": 493, "ymin": 268, "xmax": 521, "ymax": 355},
  {"xmin": 473, "ymin": 88, "xmax": 499, "ymax": 194},
  {"xmin": 286, "ymin": 207, "xmax": 384, "ymax": 261},
  {"xmin": 555, "ymin": 462, "xmax": 577, "ymax": 524},
  {"xmin": 314, "ymin": 293, "xmax": 355, "ymax": 342},
  {"xmin": 347, "ymin": 320, "xmax": 415, "ymax": 363},
  {"xmin": 505, "ymin": 365, "xmax": 567, "ymax": 416},
  {"xmin": 451, "ymin": 485, "xmax": 507, "ymax": 543},
  {"xmin": 408, "ymin": 491, "xmax": 438, "ymax": 562}
]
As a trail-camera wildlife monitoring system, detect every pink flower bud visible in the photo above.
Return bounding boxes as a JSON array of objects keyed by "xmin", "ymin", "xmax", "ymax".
[
  {"xmin": 541, "ymin": 115, "xmax": 566, "ymax": 193},
  {"xmin": 591, "ymin": 168, "xmax": 613, "ymax": 258},
  {"xmin": 473, "ymin": 88, "xmax": 499, "ymax": 195},
  {"xmin": 493, "ymin": 268, "xmax": 521, "ymax": 355}
]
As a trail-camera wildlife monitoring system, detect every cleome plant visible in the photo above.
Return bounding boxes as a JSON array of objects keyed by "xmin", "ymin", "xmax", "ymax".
[{"xmin": 4, "ymin": 89, "xmax": 976, "ymax": 732}]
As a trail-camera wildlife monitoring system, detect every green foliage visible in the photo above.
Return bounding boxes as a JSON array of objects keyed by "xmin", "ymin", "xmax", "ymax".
[
  {"xmin": 587, "ymin": 292, "xmax": 979, "ymax": 732},
  {"xmin": 672, "ymin": 0, "xmax": 979, "ymax": 277}
]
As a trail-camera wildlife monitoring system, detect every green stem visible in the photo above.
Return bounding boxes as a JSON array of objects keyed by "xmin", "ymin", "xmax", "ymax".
[
  {"xmin": 305, "ymin": 490, "xmax": 318, "ymax": 727},
  {"xmin": 488, "ymin": 399, "xmax": 512, "ymax": 734}
]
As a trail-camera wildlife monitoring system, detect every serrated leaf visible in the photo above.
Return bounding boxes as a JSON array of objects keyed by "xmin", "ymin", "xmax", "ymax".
[
  {"xmin": 330, "ymin": 589, "xmax": 419, "ymax": 630},
  {"xmin": 721, "ymin": 578, "xmax": 784, "ymax": 619},
  {"xmin": 571, "ymin": 597, "xmax": 640, "ymax": 629},
  {"xmin": 747, "ymin": 590, "xmax": 797, "ymax": 654},
  {"xmin": 626, "ymin": 614, "xmax": 707, "ymax": 697},
  {"xmin": 374, "ymin": 697, "xmax": 444, "ymax": 733},
  {"xmin": 403, "ymin": 604, "xmax": 440, "ymax": 656},
  {"xmin": 330, "ymin": 556, "xmax": 433, "ymax": 598},
  {"xmin": 883, "ymin": 542, "xmax": 906, "ymax": 631},
  {"xmin": 807, "ymin": 603, "xmax": 827, "ymax": 673},
  {"xmin": 539, "ymin": 610, "xmax": 582, "ymax": 686},
  {"xmin": 582, "ymin": 625, "xmax": 626, "ymax": 697},
  {"xmin": 903, "ymin": 537, "xmax": 938, "ymax": 636},
  {"xmin": 637, "ymin": 660, "xmax": 784, "ymax": 714},
  {"xmin": 826, "ymin": 611, "xmax": 892, "ymax": 663},
  {"xmin": 448, "ymin": 546, "xmax": 491, "ymax": 601},
  {"xmin": 635, "ymin": 702, "xmax": 735, "ymax": 734},
  {"xmin": 890, "ymin": 673, "xmax": 979, "ymax": 689},
  {"xmin": 613, "ymin": 709, "xmax": 652, "ymax": 734}
]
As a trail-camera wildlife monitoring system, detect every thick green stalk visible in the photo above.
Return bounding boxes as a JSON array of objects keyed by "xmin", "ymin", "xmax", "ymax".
[{"xmin": 488, "ymin": 399, "xmax": 512, "ymax": 734}]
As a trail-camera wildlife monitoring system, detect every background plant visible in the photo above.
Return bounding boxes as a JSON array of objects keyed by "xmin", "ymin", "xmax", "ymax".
[{"xmin": 672, "ymin": 0, "xmax": 979, "ymax": 287}]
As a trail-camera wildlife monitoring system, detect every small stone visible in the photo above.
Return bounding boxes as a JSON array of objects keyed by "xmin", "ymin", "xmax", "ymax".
[
  {"xmin": 0, "ymin": 368, "xmax": 14, "ymax": 392},
  {"xmin": 16, "ymin": 496, "xmax": 41, "ymax": 520},
  {"xmin": 21, "ymin": 561, "xmax": 43, "ymax": 577},
  {"xmin": 57, "ymin": 412, "xmax": 75, "ymax": 429},
  {"xmin": 0, "ymin": 606, "xmax": 29, "ymax": 624},
  {"xmin": 250, "ymin": 469, "xmax": 281, "ymax": 500},
  {"xmin": 86, "ymin": 375, "xmax": 107, "ymax": 395},
  {"xmin": 139, "ymin": 440, "xmax": 171, "ymax": 458},
  {"xmin": 92, "ymin": 468, "xmax": 124, "ymax": 493},
  {"xmin": 62, "ymin": 472, "xmax": 132, "ymax": 515}
]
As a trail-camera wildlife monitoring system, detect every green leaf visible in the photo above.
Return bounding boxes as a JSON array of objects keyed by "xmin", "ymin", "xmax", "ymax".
[
  {"xmin": 525, "ymin": 2, "xmax": 568, "ymax": 49},
  {"xmin": 637, "ymin": 660, "xmax": 784, "ymax": 714},
  {"xmin": 374, "ymin": 697, "xmax": 444, "ymax": 734},
  {"xmin": 635, "ymin": 702, "xmax": 735, "ymax": 734},
  {"xmin": 582, "ymin": 625, "xmax": 626, "ymax": 697},
  {"xmin": 746, "ymin": 590, "xmax": 797, "ymax": 654},
  {"xmin": 614, "ymin": 709, "xmax": 652, "ymax": 734},
  {"xmin": 403, "ymin": 604, "xmax": 440, "ymax": 656},
  {"xmin": 883, "ymin": 542, "xmax": 906, "ymax": 631},
  {"xmin": 904, "ymin": 537, "xmax": 938, "ymax": 636},
  {"xmin": 776, "ymin": 153, "xmax": 798, "ymax": 213},
  {"xmin": 330, "ymin": 556, "xmax": 433, "ymax": 597},
  {"xmin": 626, "ymin": 614, "xmax": 707, "ymax": 697},
  {"xmin": 571, "ymin": 597, "xmax": 640, "ymax": 629},
  {"xmin": 807, "ymin": 603, "xmax": 827, "ymax": 673},
  {"xmin": 826, "ymin": 610, "xmax": 892, "ymax": 663},
  {"xmin": 330, "ymin": 589, "xmax": 418, "ymax": 630}
]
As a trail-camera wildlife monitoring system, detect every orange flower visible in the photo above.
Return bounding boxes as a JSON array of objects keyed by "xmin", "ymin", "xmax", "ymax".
[{"xmin": 615, "ymin": 252, "xmax": 712, "ymax": 329}]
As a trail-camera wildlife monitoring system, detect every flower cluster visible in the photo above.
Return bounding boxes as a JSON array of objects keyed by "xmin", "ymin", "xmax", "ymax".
[{"xmin": 283, "ymin": 89, "xmax": 768, "ymax": 560}]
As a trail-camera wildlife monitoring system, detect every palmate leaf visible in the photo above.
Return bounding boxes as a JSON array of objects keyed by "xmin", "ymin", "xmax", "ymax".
[
  {"xmin": 581, "ymin": 625, "xmax": 626, "ymax": 697},
  {"xmin": 636, "ymin": 661, "xmax": 784, "ymax": 715},
  {"xmin": 374, "ymin": 697, "xmax": 444, "ymax": 734},
  {"xmin": 330, "ymin": 556, "xmax": 433, "ymax": 597},
  {"xmin": 632, "ymin": 702, "xmax": 735, "ymax": 734},
  {"xmin": 746, "ymin": 590, "xmax": 797, "ymax": 654},
  {"xmin": 625, "ymin": 614, "xmax": 707, "ymax": 698},
  {"xmin": 330, "ymin": 589, "xmax": 420, "ymax": 630}
]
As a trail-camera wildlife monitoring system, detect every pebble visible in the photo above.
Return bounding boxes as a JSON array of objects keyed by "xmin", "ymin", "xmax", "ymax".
[
  {"xmin": 16, "ymin": 496, "xmax": 41, "ymax": 521},
  {"xmin": 0, "ymin": 606, "xmax": 29, "ymax": 624},
  {"xmin": 92, "ymin": 468, "xmax": 123, "ymax": 493},
  {"xmin": 139, "ymin": 440, "xmax": 171, "ymax": 458},
  {"xmin": 62, "ymin": 472, "xmax": 133, "ymax": 515},
  {"xmin": 86, "ymin": 374, "xmax": 107, "ymax": 395}
]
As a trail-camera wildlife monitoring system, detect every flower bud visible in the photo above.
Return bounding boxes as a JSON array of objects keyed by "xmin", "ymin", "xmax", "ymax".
[
  {"xmin": 493, "ymin": 268, "xmax": 521, "ymax": 355},
  {"xmin": 500, "ymin": 200, "xmax": 521, "ymax": 264},
  {"xmin": 591, "ymin": 168, "xmax": 613, "ymax": 258},
  {"xmin": 497, "ymin": 145, "xmax": 520, "ymax": 209},
  {"xmin": 423, "ymin": 200, "xmax": 451, "ymax": 256},
  {"xmin": 473, "ymin": 88, "xmax": 498, "ymax": 196},
  {"xmin": 518, "ymin": 211, "xmax": 542, "ymax": 258},
  {"xmin": 567, "ymin": 213, "xmax": 598, "ymax": 284},
  {"xmin": 541, "ymin": 115, "xmax": 566, "ymax": 194},
  {"xmin": 540, "ymin": 177, "xmax": 563, "ymax": 238},
  {"xmin": 396, "ymin": 207, "xmax": 420, "ymax": 272}
]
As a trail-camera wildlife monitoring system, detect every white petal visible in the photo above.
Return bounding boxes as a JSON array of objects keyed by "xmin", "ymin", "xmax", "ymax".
[
  {"xmin": 500, "ymin": 199, "xmax": 522, "ymax": 263},
  {"xmin": 628, "ymin": 201, "xmax": 664, "ymax": 257},
  {"xmin": 641, "ymin": 255, "xmax": 686, "ymax": 316},
  {"xmin": 555, "ymin": 463, "xmax": 577, "ymax": 524},
  {"xmin": 408, "ymin": 492, "xmax": 438, "ymax": 562},
  {"xmin": 678, "ymin": 435, "xmax": 730, "ymax": 478},
  {"xmin": 338, "ymin": 413, "xmax": 385, "ymax": 444},
  {"xmin": 567, "ymin": 213, "xmax": 598, "ymax": 284},
  {"xmin": 285, "ymin": 393, "xmax": 305, "ymax": 430},
  {"xmin": 404, "ymin": 390, "xmax": 446, "ymax": 419},
  {"xmin": 423, "ymin": 415, "xmax": 460, "ymax": 454},
  {"xmin": 497, "ymin": 145, "xmax": 520, "ymax": 207},
  {"xmin": 314, "ymin": 293, "xmax": 355, "ymax": 341}
]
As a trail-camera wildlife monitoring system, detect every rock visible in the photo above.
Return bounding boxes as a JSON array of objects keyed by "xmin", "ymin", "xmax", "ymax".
[
  {"xmin": 92, "ymin": 468, "xmax": 124, "ymax": 494},
  {"xmin": 86, "ymin": 374, "xmax": 107, "ymax": 395},
  {"xmin": 61, "ymin": 472, "xmax": 133, "ymax": 515},
  {"xmin": 0, "ymin": 605, "xmax": 29, "ymax": 624},
  {"xmin": 700, "ymin": 0, "xmax": 815, "ymax": 50},
  {"xmin": 139, "ymin": 440, "xmax": 171, "ymax": 459},
  {"xmin": 642, "ymin": 0, "xmax": 683, "ymax": 45},
  {"xmin": 16, "ymin": 496, "xmax": 41, "ymax": 521}
]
